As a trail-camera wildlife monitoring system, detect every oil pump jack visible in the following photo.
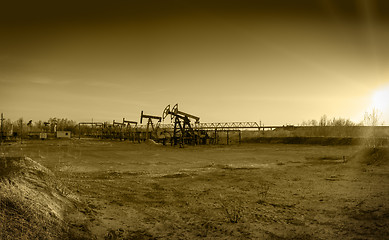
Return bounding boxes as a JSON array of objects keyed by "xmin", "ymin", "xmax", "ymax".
[
  {"xmin": 122, "ymin": 118, "xmax": 138, "ymax": 142},
  {"xmin": 113, "ymin": 120, "xmax": 126, "ymax": 140},
  {"xmin": 140, "ymin": 111, "xmax": 162, "ymax": 140},
  {"xmin": 162, "ymin": 104, "xmax": 202, "ymax": 146}
]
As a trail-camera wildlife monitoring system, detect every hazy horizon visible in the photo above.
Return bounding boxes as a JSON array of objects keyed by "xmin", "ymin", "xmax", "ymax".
[{"xmin": 1, "ymin": 0, "xmax": 389, "ymax": 125}]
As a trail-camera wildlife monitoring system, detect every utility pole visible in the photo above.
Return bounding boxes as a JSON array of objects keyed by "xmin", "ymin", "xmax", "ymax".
[
  {"xmin": 20, "ymin": 118, "xmax": 23, "ymax": 144},
  {"xmin": 1, "ymin": 113, "xmax": 4, "ymax": 144}
]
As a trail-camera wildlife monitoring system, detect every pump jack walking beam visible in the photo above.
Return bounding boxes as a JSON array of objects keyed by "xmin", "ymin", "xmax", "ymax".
[
  {"xmin": 140, "ymin": 111, "xmax": 162, "ymax": 124},
  {"xmin": 163, "ymin": 104, "xmax": 200, "ymax": 123},
  {"xmin": 122, "ymin": 118, "xmax": 137, "ymax": 125}
]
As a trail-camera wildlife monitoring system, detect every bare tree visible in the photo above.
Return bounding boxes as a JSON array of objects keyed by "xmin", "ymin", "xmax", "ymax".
[
  {"xmin": 363, "ymin": 108, "xmax": 383, "ymax": 148},
  {"xmin": 319, "ymin": 115, "xmax": 327, "ymax": 126},
  {"xmin": 363, "ymin": 108, "xmax": 383, "ymax": 127}
]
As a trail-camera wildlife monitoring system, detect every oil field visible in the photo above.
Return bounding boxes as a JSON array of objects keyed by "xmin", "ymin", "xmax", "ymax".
[
  {"xmin": 2, "ymin": 0, "xmax": 389, "ymax": 239},
  {"xmin": 1, "ymin": 104, "xmax": 389, "ymax": 239}
]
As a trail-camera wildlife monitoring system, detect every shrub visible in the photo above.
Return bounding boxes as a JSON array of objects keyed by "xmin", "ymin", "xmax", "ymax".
[
  {"xmin": 256, "ymin": 182, "xmax": 270, "ymax": 204},
  {"xmin": 219, "ymin": 194, "xmax": 245, "ymax": 223}
]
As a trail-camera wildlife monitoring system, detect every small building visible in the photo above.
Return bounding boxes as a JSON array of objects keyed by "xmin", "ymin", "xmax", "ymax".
[
  {"xmin": 40, "ymin": 133, "xmax": 47, "ymax": 139},
  {"xmin": 28, "ymin": 132, "xmax": 41, "ymax": 139},
  {"xmin": 56, "ymin": 131, "xmax": 71, "ymax": 138}
]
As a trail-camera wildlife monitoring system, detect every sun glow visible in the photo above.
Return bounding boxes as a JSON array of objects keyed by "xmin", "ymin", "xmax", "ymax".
[{"xmin": 370, "ymin": 84, "xmax": 389, "ymax": 124}]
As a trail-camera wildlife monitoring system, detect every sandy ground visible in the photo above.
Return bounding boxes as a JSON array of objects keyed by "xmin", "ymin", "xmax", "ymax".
[{"xmin": 2, "ymin": 139, "xmax": 389, "ymax": 239}]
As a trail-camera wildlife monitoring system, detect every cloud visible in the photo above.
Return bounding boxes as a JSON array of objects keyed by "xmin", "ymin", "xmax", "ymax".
[
  {"xmin": 29, "ymin": 77, "xmax": 70, "ymax": 85},
  {"xmin": 83, "ymin": 81, "xmax": 122, "ymax": 88}
]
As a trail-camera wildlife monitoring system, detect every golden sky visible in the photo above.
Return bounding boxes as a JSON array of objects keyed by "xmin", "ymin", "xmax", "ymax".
[{"xmin": 1, "ymin": 0, "xmax": 388, "ymax": 125}]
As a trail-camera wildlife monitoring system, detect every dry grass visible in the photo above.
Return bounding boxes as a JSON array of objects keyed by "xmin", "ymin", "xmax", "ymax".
[
  {"xmin": 0, "ymin": 186, "xmax": 67, "ymax": 240},
  {"xmin": 2, "ymin": 139, "xmax": 389, "ymax": 239},
  {"xmin": 358, "ymin": 147, "xmax": 389, "ymax": 166},
  {"xmin": 0, "ymin": 155, "xmax": 92, "ymax": 240}
]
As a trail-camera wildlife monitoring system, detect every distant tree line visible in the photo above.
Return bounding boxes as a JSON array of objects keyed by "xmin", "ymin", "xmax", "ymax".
[
  {"xmin": 301, "ymin": 115, "xmax": 359, "ymax": 127},
  {"xmin": 0, "ymin": 117, "xmax": 77, "ymax": 137},
  {"xmin": 301, "ymin": 109, "xmax": 384, "ymax": 127}
]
